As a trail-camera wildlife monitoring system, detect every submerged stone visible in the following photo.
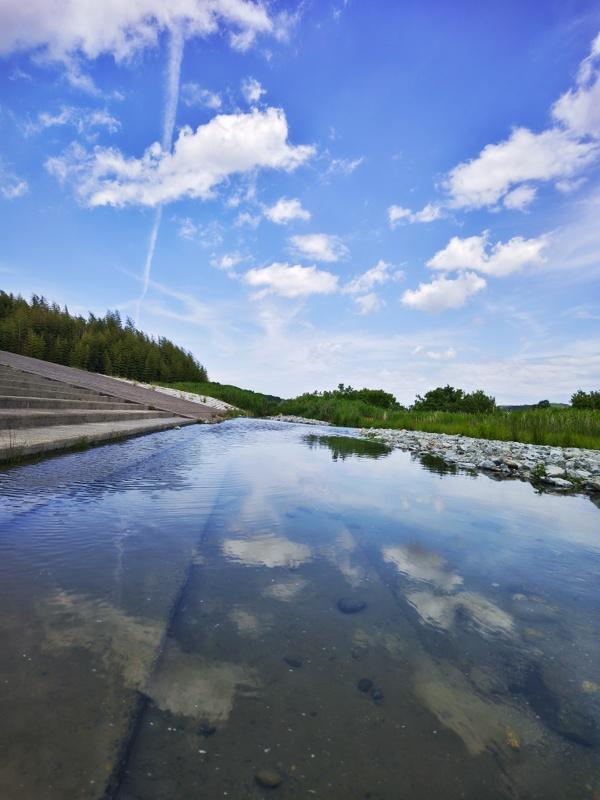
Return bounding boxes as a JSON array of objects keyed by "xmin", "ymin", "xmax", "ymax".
[
  {"xmin": 337, "ymin": 597, "xmax": 367, "ymax": 614},
  {"xmin": 505, "ymin": 727, "xmax": 520, "ymax": 750},
  {"xmin": 581, "ymin": 680, "xmax": 600, "ymax": 693},
  {"xmin": 255, "ymin": 768, "xmax": 283, "ymax": 788},
  {"xmin": 371, "ymin": 687, "xmax": 384, "ymax": 703}
]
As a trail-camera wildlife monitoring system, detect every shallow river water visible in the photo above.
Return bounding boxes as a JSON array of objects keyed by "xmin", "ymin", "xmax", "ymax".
[{"xmin": 1, "ymin": 419, "xmax": 599, "ymax": 799}]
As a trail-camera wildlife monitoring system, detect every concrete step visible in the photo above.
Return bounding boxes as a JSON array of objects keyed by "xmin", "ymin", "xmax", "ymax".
[
  {"xmin": 0, "ymin": 377, "xmax": 110, "ymax": 398},
  {"xmin": 0, "ymin": 352, "xmax": 217, "ymax": 421},
  {"xmin": 0, "ymin": 396, "xmax": 149, "ymax": 411},
  {"xmin": 0, "ymin": 383, "xmax": 125, "ymax": 402},
  {"xmin": 0, "ymin": 409, "xmax": 175, "ymax": 430},
  {"xmin": 0, "ymin": 416, "xmax": 196, "ymax": 463}
]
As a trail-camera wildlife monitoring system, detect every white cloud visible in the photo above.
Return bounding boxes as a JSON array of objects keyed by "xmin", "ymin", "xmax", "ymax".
[
  {"xmin": 388, "ymin": 202, "xmax": 442, "ymax": 227},
  {"xmin": 244, "ymin": 262, "xmax": 338, "ymax": 299},
  {"xmin": 1, "ymin": 178, "xmax": 28, "ymax": 199},
  {"xmin": 502, "ymin": 184, "xmax": 537, "ymax": 210},
  {"xmin": 343, "ymin": 259, "xmax": 403, "ymax": 315},
  {"xmin": 445, "ymin": 127, "xmax": 598, "ymax": 210},
  {"xmin": 290, "ymin": 233, "xmax": 348, "ymax": 262},
  {"xmin": 176, "ymin": 216, "xmax": 198, "ymax": 239},
  {"xmin": 26, "ymin": 105, "xmax": 120, "ymax": 136},
  {"xmin": 264, "ymin": 197, "xmax": 310, "ymax": 224},
  {"xmin": 427, "ymin": 231, "xmax": 549, "ymax": 277},
  {"xmin": 567, "ymin": 305, "xmax": 600, "ymax": 321},
  {"xmin": 555, "ymin": 177, "xmax": 586, "ymax": 193},
  {"xmin": 0, "ymin": 0, "xmax": 275, "ymax": 62},
  {"xmin": 241, "ymin": 76, "xmax": 266, "ymax": 104},
  {"xmin": 235, "ymin": 211, "xmax": 261, "ymax": 228},
  {"xmin": 387, "ymin": 205, "xmax": 411, "ymax": 225},
  {"xmin": 344, "ymin": 259, "xmax": 404, "ymax": 294},
  {"xmin": 324, "ymin": 156, "xmax": 363, "ymax": 178},
  {"xmin": 174, "ymin": 216, "xmax": 223, "ymax": 247},
  {"xmin": 353, "ymin": 292, "xmax": 384, "ymax": 315},
  {"xmin": 9, "ymin": 66, "xmax": 31, "ymax": 80},
  {"xmin": 539, "ymin": 189, "xmax": 600, "ymax": 277},
  {"xmin": 211, "ymin": 252, "xmax": 243, "ymax": 271},
  {"xmin": 442, "ymin": 33, "xmax": 600, "ymax": 211},
  {"xmin": 552, "ymin": 32, "xmax": 600, "ymax": 139},
  {"xmin": 47, "ymin": 107, "xmax": 314, "ymax": 207},
  {"xmin": 0, "ymin": 161, "xmax": 28, "ymax": 199},
  {"xmin": 401, "ymin": 272, "xmax": 486, "ymax": 312},
  {"xmin": 414, "ymin": 346, "xmax": 457, "ymax": 361},
  {"xmin": 181, "ymin": 82, "xmax": 222, "ymax": 110}
]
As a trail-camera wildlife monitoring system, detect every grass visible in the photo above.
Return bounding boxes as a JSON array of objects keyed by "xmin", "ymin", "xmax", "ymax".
[
  {"xmin": 165, "ymin": 382, "xmax": 600, "ymax": 450},
  {"xmin": 380, "ymin": 407, "xmax": 600, "ymax": 450},
  {"xmin": 164, "ymin": 381, "xmax": 281, "ymax": 417}
]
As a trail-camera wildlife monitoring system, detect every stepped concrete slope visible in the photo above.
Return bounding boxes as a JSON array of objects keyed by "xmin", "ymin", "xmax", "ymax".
[{"xmin": 0, "ymin": 351, "xmax": 221, "ymax": 463}]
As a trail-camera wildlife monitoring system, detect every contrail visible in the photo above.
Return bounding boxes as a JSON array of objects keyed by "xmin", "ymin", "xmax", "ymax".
[
  {"xmin": 162, "ymin": 22, "xmax": 184, "ymax": 150},
  {"xmin": 135, "ymin": 23, "xmax": 184, "ymax": 327}
]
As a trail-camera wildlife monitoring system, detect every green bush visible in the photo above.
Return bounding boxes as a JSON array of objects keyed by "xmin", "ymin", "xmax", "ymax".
[
  {"xmin": 571, "ymin": 390, "xmax": 600, "ymax": 410},
  {"xmin": 169, "ymin": 382, "xmax": 600, "ymax": 449},
  {"xmin": 166, "ymin": 381, "xmax": 281, "ymax": 417},
  {"xmin": 412, "ymin": 385, "xmax": 496, "ymax": 413}
]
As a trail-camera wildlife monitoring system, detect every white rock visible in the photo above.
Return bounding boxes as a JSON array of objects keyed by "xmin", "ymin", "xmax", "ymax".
[
  {"xmin": 480, "ymin": 460, "xmax": 498, "ymax": 471},
  {"xmin": 542, "ymin": 477, "xmax": 572, "ymax": 489}
]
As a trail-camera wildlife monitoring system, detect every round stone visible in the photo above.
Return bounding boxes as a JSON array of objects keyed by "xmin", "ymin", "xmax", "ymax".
[
  {"xmin": 255, "ymin": 768, "xmax": 283, "ymax": 788},
  {"xmin": 337, "ymin": 597, "xmax": 367, "ymax": 614},
  {"xmin": 371, "ymin": 687, "xmax": 384, "ymax": 703}
]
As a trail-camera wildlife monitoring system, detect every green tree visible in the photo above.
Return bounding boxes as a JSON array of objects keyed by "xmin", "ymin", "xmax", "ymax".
[
  {"xmin": 571, "ymin": 390, "xmax": 600, "ymax": 410},
  {"xmin": 0, "ymin": 291, "xmax": 208, "ymax": 383},
  {"xmin": 413, "ymin": 385, "xmax": 496, "ymax": 413}
]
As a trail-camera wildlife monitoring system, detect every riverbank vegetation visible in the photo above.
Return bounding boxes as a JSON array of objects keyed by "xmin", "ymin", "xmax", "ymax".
[
  {"xmin": 167, "ymin": 381, "xmax": 600, "ymax": 450},
  {"xmin": 1, "ymin": 294, "xmax": 597, "ymax": 448},
  {"xmin": 0, "ymin": 293, "xmax": 206, "ymax": 382}
]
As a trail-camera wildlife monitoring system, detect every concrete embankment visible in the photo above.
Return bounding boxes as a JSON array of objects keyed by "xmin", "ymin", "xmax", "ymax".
[{"xmin": 0, "ymin": 351, "xmax": 222, "ymax": 464}]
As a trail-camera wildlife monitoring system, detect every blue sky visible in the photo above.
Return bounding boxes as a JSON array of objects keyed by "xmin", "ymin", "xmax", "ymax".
[{"xmin": 1, "ymin": 0, "xmax": 599, "ymax": 403}]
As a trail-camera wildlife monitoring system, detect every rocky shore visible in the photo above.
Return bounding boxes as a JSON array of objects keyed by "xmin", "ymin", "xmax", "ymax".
[
  {"xmin": 269, "ymin": 414, "xmax": 332, "ymax": 426},
  {"xmin": 362, "ymin": 428, "xmax": 600, "ymax": 498}
]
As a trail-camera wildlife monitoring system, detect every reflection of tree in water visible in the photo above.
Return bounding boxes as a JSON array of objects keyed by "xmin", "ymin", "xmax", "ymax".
[
  {"xmin": 304, "ymin": 434, "xmax": 391, "ymax": 461},
  {"xmin": 419, "ymin": 453, "xmax": 458, "ymax": 476}
]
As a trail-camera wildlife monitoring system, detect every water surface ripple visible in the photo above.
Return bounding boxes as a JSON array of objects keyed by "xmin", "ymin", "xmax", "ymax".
[{"xmin": 1, "ymin": 419, "xmax": 599, "ymax": 799}]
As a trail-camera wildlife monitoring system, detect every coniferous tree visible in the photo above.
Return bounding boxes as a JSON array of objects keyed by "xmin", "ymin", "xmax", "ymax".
[{"xmin": 0, "ymin": 291, "xmax": 207, "ymax": 383}]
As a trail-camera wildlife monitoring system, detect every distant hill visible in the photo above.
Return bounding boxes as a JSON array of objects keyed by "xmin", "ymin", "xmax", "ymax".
[
  {"xmin": 499, "ymin": 403, "xmax": 570, "ymax": 411},
  {"xmin": 0, "ymin": 292, "xmax": 207, "ymax": 384}
]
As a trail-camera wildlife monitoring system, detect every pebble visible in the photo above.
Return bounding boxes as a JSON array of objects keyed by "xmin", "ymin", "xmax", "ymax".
[
  {"xmin": 337, "ymin": 597, "xmax": 367, "ymax": 614},
  {"xmin": 255, "ymin": 768, "xmax": 283, "ymax": 788},
  {"xmin": 371, "ymin": 687, "xmax": 384, "ymax": 704},
  {"xmin": 542, "ymin": 477, "xmax": 572, "ymax": 489},
  {"xmin": 357, "ymin": 678, "xmax": 374, "ymax": 693},
  {"xmin": 505, "ymin": 727, "xmax": 520, "ymax": 750},
  {"xmin": 361, "ymin": 428, "xmax": 600, "ymax": 499},
  {"xmin": 269, "ymin": 414, "xmax": 332, "ymax": 426},
  {"xmin": 581, "ymin": 680, "xmax": 600, "ymax": 693}
]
